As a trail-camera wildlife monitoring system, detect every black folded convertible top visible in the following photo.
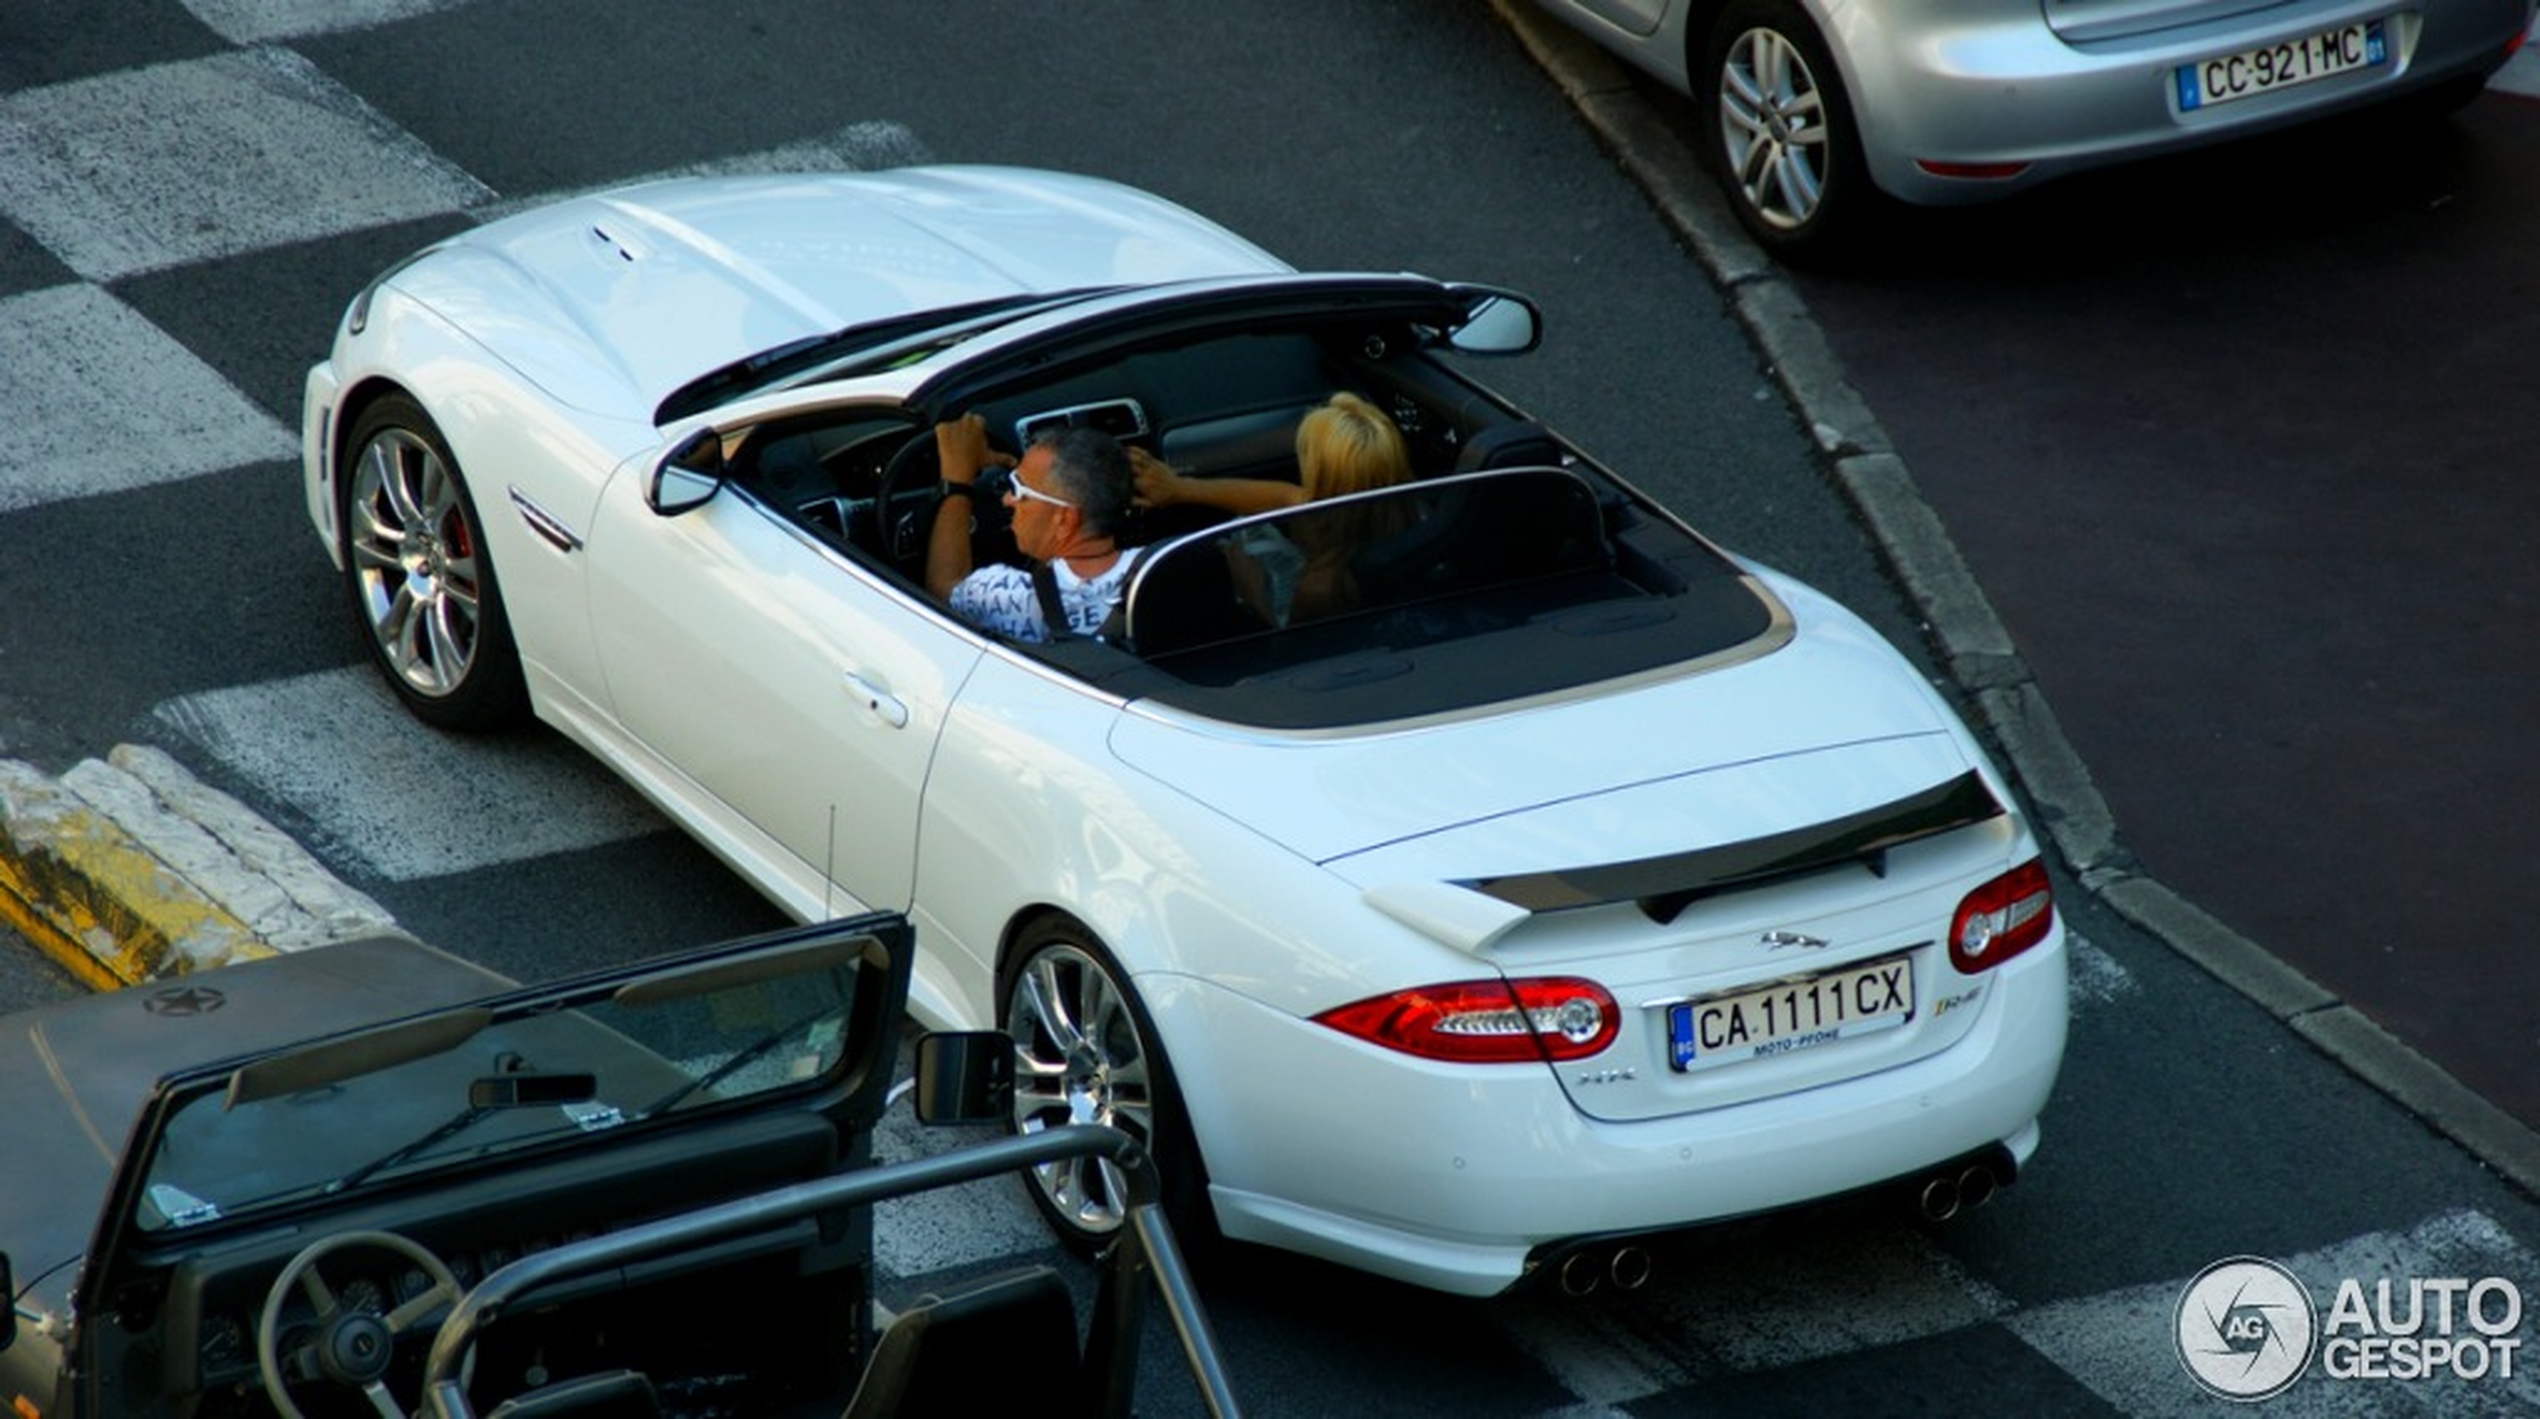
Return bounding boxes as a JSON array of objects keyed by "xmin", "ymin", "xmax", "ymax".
[{"xmin": 1039, "ymin": 466, "xmax": 1788, "ymax": 730}]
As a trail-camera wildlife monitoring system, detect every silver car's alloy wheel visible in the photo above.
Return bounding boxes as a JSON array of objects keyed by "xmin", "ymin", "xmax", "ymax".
[
  {"xmin": 346, "ymin": 424, "xmax": 487, "ymax": 702},
  {"xmin": 1006, "ymin": 939, "xmax": 1157, "ymax": 1239},
  {"xmin": 1718, "ymin": 25, "xmax": 1828, "ymax": 234}
]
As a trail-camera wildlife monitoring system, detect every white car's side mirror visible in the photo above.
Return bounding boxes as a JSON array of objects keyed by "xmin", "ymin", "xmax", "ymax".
[
  {"xmin": 648, "ymin": 430, "xmax": 726, "ymax": 515},
  {"xmin": 1446, "ymin": 290, "xmax": 1541, "ymax": 355}
]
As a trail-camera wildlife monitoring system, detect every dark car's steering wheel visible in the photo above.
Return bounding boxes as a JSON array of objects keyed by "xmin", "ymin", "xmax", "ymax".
[{"xmin": 258, "ymin": 1229, "xmax": 462, "ymax": 1419}]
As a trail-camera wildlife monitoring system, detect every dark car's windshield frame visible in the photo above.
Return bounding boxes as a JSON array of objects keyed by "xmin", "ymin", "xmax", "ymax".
[{"xmin": 120, "ymin": 925, "xmax": 898, "ymax": 1237}]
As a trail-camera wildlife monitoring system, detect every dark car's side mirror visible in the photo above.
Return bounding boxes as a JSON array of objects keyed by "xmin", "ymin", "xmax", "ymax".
[
  {"xmin": 0, "ymin": 1250, "xmax": 14, "ymax": 1352},
  {"xmin": 648, "ymin": 430, "xmax": 726, "ymax": 515},
  {"xmin": 911, "ymin": 1032, "xmax": 1014, "ymax": 1126}
]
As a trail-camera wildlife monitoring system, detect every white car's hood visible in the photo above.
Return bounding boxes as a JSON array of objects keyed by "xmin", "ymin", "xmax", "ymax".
[
  {"xmin": 384, "ymin": 166, "xmax": 1286, "ymax": 418},
  {"xmin": 1111, "ymin": 622, "xmax": 1974, "ymax": 873}
]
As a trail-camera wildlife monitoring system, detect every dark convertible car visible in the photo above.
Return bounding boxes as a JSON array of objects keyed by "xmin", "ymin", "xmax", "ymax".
[{"xmin": 0, "ymin": 916, "xmax": 1234, "ymax": 1417}]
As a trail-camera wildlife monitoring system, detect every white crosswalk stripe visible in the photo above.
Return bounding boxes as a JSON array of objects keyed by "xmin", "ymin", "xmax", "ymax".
[
  {"xmin": 180, "ymin": 0, "xmax": 483, "ymax": 45},
  {"xmin": 1500, "ymin": 1227, "xmax": 2015, "ymax": 1404},
  {"xmin": 0, "ymin": 284, "xmax": 293, "ymax": 511},
  {"xmin": 2012, "ymin": 1209, "xmax": 2540, "ymax": 1415},
  {"xmin": 152, "ymin": 667, "xmax": 666, "ymax": 880},
  {"xmin": 1493, "ymin": 1208, "xmax": 2540, "ymax": 1414},
  {"xmin": 866, "ymin": 1099, "xmax": 1059, "ymax": 1278},
  {"xmin": 0, "ymin": 46, "xmax": 490, "ymax": 282},
  {"xmin": 2067, "ymin": 928, "xmax": 2136, "ymax": 1008}
]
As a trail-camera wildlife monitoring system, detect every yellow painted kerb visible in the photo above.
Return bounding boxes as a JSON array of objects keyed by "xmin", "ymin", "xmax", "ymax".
[{"xmin": 0, "ymin": 761, "xmax": 258, "ymax": 990}]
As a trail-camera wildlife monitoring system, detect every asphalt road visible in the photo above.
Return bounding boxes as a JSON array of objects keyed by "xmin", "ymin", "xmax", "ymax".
[
  {"xmin": 4, "ymin": 2, "xmax": 2540, "ymax": 1413},
  {"xmin": 0, "ymin": 919, "xmax": 75, "ymax": 1005},
  {"xmin": 1772, "ymin": 77, "xmax": 2540, "ymax": 1133}
]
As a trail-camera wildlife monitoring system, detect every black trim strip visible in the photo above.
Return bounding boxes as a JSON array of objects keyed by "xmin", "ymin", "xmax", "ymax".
[{"xmin": 1463, "ymin": 770, "xmax": 2005, "ymax": 923}]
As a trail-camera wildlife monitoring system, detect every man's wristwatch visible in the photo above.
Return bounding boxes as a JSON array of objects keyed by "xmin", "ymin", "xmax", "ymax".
[{"xmin": 939, "ymin": 481, "xmax": 981, "ymax": 501}]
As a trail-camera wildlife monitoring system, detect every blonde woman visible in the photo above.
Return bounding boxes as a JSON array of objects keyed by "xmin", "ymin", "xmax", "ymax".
[
  {"xmin": 1130, "ymin": 391, "xmax": 1411, "ymax": 515},
  {"xmin": 1133, "ymin": 393, "xmax": 1418, "ymax": 624}
]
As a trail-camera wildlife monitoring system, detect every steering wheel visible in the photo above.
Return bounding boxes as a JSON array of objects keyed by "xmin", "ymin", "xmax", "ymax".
[
  {"xmin": 874, "ymin": 430, "xmax": 950, "ymax": 571},
  {"xmin": 258, "ymin": 1229, "xmax": 462, "ymax": 1419},
  {"xmin": 878, "ymin": 427, "xmax": 1018, "ymax": 575}
]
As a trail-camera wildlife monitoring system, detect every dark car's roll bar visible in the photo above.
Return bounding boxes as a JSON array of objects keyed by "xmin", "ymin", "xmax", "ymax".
[{"xmin": 417, "ymin": 1126, "xmax": 1238, "ymax": 1418}]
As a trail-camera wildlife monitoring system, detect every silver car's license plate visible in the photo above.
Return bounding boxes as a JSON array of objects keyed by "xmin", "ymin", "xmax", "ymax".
[
  {"xmin": 2178, "ymin": 21, "xmax": 2387, "ymax": 112},
  {"xmin": 1667, "ymin": 954, "xmax": 1914, "ymax": 1073}
]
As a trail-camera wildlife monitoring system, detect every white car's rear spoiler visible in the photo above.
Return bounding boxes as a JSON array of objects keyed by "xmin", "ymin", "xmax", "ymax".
[{"xmin": 1363, "ymin": 771, "xmax": 2006, "ymax": 954}]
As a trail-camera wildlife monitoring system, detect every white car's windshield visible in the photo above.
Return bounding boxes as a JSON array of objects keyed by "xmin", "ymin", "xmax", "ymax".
[{"xmin": 655, "ymin": 288, "xmax": 1113, "ymax": 424}]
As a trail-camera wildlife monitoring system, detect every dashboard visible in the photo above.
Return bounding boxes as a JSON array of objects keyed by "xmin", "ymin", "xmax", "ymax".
[
  {"xmin": 134, "ymin": 1111, "xmax": 863, "ymax": 1416},
  {"xmin": 715, "ymin": 320, "xmax": 1532, "ymax": 661}
]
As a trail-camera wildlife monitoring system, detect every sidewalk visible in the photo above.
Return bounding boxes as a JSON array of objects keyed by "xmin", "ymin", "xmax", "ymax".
[{"xmin": 0, "ymin": 743, "xmax": 402, "ymax": 990}]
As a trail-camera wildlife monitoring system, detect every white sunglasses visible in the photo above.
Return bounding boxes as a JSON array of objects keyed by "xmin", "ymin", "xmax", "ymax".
[{"xmin": 1004, "ymin": 471, "xmax": 1075, "ymax": 509}]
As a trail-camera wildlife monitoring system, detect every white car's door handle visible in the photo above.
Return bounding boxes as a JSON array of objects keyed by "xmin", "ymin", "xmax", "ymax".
[{"xmin": 841, "ymin": 671, "xmax": 909, "ymax": 729}]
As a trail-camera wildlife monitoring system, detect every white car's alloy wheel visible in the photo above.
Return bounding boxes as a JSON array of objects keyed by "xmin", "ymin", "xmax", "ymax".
[
  {"xmin": 340, "ymin": 396, "xmax": 525, "ymax": 729},
  {"xmin": 1002, "ymin": 922, "xmax": 1203, "ymax": 1246}
]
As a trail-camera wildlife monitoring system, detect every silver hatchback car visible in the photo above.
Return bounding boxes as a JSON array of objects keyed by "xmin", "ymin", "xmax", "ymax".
[{"xmin": 1533, "ymin": 0, "xmax": 2538, "ymax": 254}]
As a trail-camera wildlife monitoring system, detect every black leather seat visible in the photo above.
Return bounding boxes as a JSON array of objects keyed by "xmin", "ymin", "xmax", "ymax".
[
  {"xmin": 1453, "ymin": 419, "xmax": 1563, "ymax": 472},
  {"xmin": 1351, "ymin": 466, "xmax": 1608, "ymax": 606},
  {"xmin": 1121, "ymin": 537, "xmax": 1268, "ymax": 656},
  {"xmin": 842, "ymin": 1266, "xmax": 1081, "ymax": 1418}
]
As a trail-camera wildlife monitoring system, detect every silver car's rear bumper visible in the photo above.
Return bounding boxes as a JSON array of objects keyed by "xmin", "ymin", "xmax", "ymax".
[
  {"xmin": 1538, "ymin": 0, "xmax": 2535, "ymax": 204},
  {"xmin": 1842, "ymin": 0, "xmax": 2536, "ymax": 203}
]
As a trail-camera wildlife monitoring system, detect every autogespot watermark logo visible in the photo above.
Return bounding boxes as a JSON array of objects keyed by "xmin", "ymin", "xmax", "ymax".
[
  {"xmin": 2175, "ymin": 1254, "xmax": 2526, "ymax": 1402},
  {"xmin": 2176, "ymin": 1257, "xmax": 2317, "ymax": 1400}
]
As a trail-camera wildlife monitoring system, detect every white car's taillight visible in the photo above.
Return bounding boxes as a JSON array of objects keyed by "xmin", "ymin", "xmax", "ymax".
[
  {"xmin": 1949, "ymin": 858, "xmax": 2055, "ymax": 974},
  {"xmin": 1314, "ymin": 977, "xmax": 1619, "ymax": 1063}
]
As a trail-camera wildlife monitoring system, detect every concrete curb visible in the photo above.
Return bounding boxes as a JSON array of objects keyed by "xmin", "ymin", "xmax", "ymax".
[
  {"xmin": 1488, "ymin": 0, "xmax": 2540, "ymax": 1201},
  {"xmin": 0, "ymin": 744, "xmax": 405, "ymax": 990}
]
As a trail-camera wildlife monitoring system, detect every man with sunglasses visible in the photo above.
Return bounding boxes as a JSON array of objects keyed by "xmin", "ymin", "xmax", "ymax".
[{"xmin": 924, "ymin": 412, "xmax": 1141, "ymax": 643}]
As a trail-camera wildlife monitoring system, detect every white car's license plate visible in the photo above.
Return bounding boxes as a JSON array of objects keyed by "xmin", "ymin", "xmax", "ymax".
[
  {"xmin": 2178, "ymin": 20, "xmax": 2387, "ymax": 112},
  {"xmin": 1667, "ymin": 954, "xmax": 1914, "ymax": 1072}
]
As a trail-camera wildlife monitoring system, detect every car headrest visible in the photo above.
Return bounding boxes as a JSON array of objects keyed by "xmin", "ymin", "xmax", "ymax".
[{"xmin": 1454, "ymin": 420, "xmax": 1562, "ymax": 473}]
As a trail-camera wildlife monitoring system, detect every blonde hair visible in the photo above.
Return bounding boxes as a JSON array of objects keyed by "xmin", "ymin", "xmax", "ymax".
[{"xmin": 1296, "ymin": 392, "xmax": 1411, "ymax": 501}]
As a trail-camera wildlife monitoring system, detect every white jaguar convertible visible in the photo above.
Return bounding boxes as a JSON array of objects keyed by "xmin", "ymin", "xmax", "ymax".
[{"xmin": 301, "ymin": 166, "xmax": 2067, "ymax": 1296}]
